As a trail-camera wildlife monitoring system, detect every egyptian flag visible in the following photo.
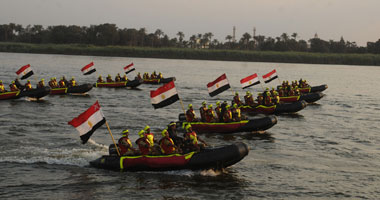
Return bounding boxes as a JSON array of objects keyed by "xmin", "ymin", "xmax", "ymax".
[
  {"xmin": 124, "ymin": 63, "xmax": 135, "ymax": 74},
  {"xmin": 81, "ymin": 62, "xmax": 96, "ymax": 75},
  {"xmin": 16, "ymin": 64, "xmax": 34, "ymax": 80},
  {"xmin": 207, "ymin": 73, "xmax": 231, "ymax": 97},
  {"xmin": 150, "ymin": 81, "xmax": 179, "ymax": 109},
  {"xmin": 262, "ymin": 69, "xmax": 278, "ymax": 83},
  {"xmin": 240, "ymin": 73, "xmax": 260, "ymax": 89},
  {"xmin": 68, "ymin": 101, "xmax": 106, "ymax": 144}
]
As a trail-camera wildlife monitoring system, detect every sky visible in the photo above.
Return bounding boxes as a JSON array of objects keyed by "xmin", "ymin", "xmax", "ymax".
[{"xmin": 0, "ymin": 0, "xmax": 379, "ymax": 46}]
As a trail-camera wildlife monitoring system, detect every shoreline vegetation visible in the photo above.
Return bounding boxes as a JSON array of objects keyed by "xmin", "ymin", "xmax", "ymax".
[{"xmin": 1, "ymin": 42, "xmax": 380, "ymax": 66}]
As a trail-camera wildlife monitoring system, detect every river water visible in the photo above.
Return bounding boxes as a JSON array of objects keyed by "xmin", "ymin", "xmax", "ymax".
[{"xmin": 0, "ymin": 52, "xmax": 379, "ymax": 199}]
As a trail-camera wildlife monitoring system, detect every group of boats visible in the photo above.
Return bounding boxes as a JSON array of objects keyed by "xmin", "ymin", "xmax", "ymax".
[{"xmin": 2, "ymin": 67, "xmax": 328, "ymax": 172}]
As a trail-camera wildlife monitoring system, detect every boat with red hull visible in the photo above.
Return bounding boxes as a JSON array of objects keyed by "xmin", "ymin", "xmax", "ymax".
[
  {"xmin": 90, "ymin": 142, "xmax": 249, "ymax": 171},
  {"xmin": 1, "ymin": 87, "xmax": 50, "ymax": 100}
]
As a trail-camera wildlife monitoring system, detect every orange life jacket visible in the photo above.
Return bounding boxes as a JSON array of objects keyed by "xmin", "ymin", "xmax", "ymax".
[
  {"xmin": 159, "ymin": 137, "xmax": 175, "ymax": 154},
  {"xmin": 136, "ymin": 137, "xmax": 150, "ymax": 155},
  {"xmin": 118, "ymin": 136, "xmax": 133, "ymax": 155},
  {"xmin": 186, "ymin": 109, "xmax": 196, "ymax": 122}
]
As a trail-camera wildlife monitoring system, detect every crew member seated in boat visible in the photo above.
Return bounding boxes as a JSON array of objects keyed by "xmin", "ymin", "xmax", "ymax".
[
  {"xmin": 118, "ymin": 129, "xmax": 137, "ymax": 156},
  {"xmin": 121, "ymin": 75, "xmax": 128, "ymax": 81},
  {"xmin": 115, "ymin": 73, "xmax": 121, "ymax": 82},
  {"xmin": 9, "ymin": 81, "xmax": 19, "ymax": 91},
  {"xmin": 136, "ymin": 129, "xmax": 152, "ymax": 155},
  {"xmin": 233, "ymin": 92, "xmax": 243, "ymax": 106},
  {"xmin": 24, "ymin": 80, "xmax": 32, "ymax": 91},
  {"xmin": 186, "ymin": 104, "xmax": 198, "ymax": 122},
  {"xmin": 106, "ymin": 74, "xmax": 113, "ymax": 83},
  {"xmin": 294, "ymin": 86, "xmax": 300, "ymax": 96},
  {"xmin": 244, "ymin": 91, "xmax": 255, "ymax": 106},
  {"xmin": 62, "ymin": 76, "xmax": 69, "ymax": 86},
  {"xmin": 36, "ymin": 79, "xmax": 45, "ymax": 89},
  {"xmin": 271, "ymin": 90, "xmax": 280, "ymax": 104},
  {"xmin": 159, "ymin": 129, "xmax": 180, "ymax": 154},
  {"xmin": 136, "ymin": 72, "xmax": 142, "ymax": 80},
  {"xmin": 231, "ymin": 103, "xmax": 243, "ymax": 121},
  {"xmin": 69, "ymin": 77, "xmax": 76, "ymax": 87},
  {"xmin": 205, "ymin": 104, "xmax": 217, "ymax": 123},
  {"xmin": 14, "ymin": 78, "xmax": 22, "ymax": 89},
  {"xmin": 58, "ymin": 77, "xmax": 66, "ymax": 88},
  {"xmin": 214, "ymin": 101, "xmax": 222, "ymax": 122},
  {"xmin": 199, "ymin": 101, "xmax": 208, "ymax": 122},
  {"xmin": 49, "ymin": 78, "xmax": 57, "ymax": 88},
  {"xmin": 158, "ymin": 72, "xmax": 163, "ymax": 79},
  {"xmin": 222, "ymin": 105, "xmax": 233, "ymax": 123},
  {"xmin": 257, "ymin": 93, "xmax": 264, "ymax": 105},
  {"xmin": 278, "ymin": 87, "xmax": 285, "ymax": 97},
  {"xmin": 167, "ymin": 121, "xmax": 184, "ymax": 147},
  {"xmin": 97, "ymin": 75, "xmax": 104, "ymax": 83},
  {"xmin": 183, "ymin": 125, "xmax": 207, "ymax": 152},
  {"xmin": 264, "ymin": 90, "xmax": 273, "ymax": 106},
  {"xmin": 143, "ymin": 126, "xmax": 160, "ymax": 154},
  {"xmin": 143, "ymin": 72, "xmax": 149, "ymax": 80},
  {"xmin": 0, "ymin": 80, "xmax": 7, "ymax": 92},
  {"xmin": 151, "ymin": 71, "xmax": 157, "ymax": 79}
]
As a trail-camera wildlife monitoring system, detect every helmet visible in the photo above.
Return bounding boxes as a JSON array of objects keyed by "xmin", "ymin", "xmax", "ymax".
[
  {"xmin": 226, "ymin": 105, "xmax": 230, "ymax": 109},
  {"xmin": 12, "ymin": 81, "xmax": 15, "ymax": 84},
  {"xmin": 235, "ymin": 92, "xmax": 238, "ymax": 95},
  {"xmin": 41, "ymin": 79, "xmax": 44, "ymax": 81},
  {"xmin": 71, "ymin": 76, "xmax": 75, "ymax": 79},
  {"xmin": 0, "ymin": 80, "xmax": 2, "ymax": 83},
  {"xmin": 208, "ymin": 104, "xmax": 213, "ymax": 108},
  {"xmin": 99, "ymin": 75, "xmax": 102, "ymax": 78},
  {"xmin": 138, "ymin": 130, "xmax": 144, "ymax": 138},
  {"xmin": 169, "ymin": 121, "xmax": 176, "ymax": 127},
  {"xmin": 185, "ymin": 124, "xmax": 192, "ymax": 132},
  {"xmin": 161, "ymin": 129, "xmax": 168, "ymax": 137},
  {"xmin": 258, "ymin": 93, "xmax": 262, "ymax": 96},
  {"xmin": 144, "ymin": 125, "xmax": 150, "ymax": 131},
  {"xmin": 233, "ymin": 103, "xmax": 237, "ymax": 108},
  {"xmin": 27, "ymin": 80, "xmax": 30, "ymax": 82},
  {"xmin": 246, "ymin": 91, "xmax": 250, "ymax": 95},
  {"xmin": 122, "ymin": 129, "xmax": 129, "ymax": 134},
  {"xmin": 272, "ymin": 87, "xmax": 275, "ymax": 90},
  {"xmin": 216, "ymin": 101, "xmax": 220, "ymax": 106},
  {"xmin": 108, "ymin": 74, "xmax": 111, "ymax": 77},
  {"xmin": 202, "ymin": 101, "xmax": 206, "ymax": 105},
  {"xmin": 188, "ymin": 104, "xmax": 193, "ymax": 108},
  {"xmin": 266, "ymin": 87, "xmax": 269, "ymax": 91}
]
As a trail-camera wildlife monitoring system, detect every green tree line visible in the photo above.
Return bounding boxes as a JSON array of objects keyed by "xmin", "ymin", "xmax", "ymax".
[{"xmin": 1, "ymin": 23, "xmax": 380, "ymax": 54}]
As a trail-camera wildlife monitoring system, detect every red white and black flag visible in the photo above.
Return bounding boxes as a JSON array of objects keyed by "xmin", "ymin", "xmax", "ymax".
[
  {"xmin": 81, "ymin": 62, "xmax": 96, "ymax": 75},
  {"xmin": 240, "ymin": 73, "xmax": 260, "ymax": 89},
  {"xmin": 124, "ymin": 63, "xmax": 135, "ymax": 74},
  {"xmin": 262, "ymin": 69, "xmax": 278, "ymax": 83},
  {"xmin": 150, "ymin": 81, "xmax": 179, "ymax": 109},
  {"xmin": 207, "ymin": 73, "xmax": 231, "ymax": 97},
  {"xmin": 16, "ymin": 64, "xmax": 34, "ymax": 80},
  {"xmin": 68, "ymin": 101, "xmax": 106, "ymax": 144}
]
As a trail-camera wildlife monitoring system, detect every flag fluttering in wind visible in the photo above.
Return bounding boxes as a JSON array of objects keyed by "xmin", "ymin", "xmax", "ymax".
[
  {"xmin": 81, "ymin": 62, "xmax": 96, "ymax": 75},
  {"xmin": 207, "ymin": 73, "xmax": 231, "ymax": 97},
  {"xmin": 68, "ymin": 101, "xmax": 106, "ymax": 144},
  {"xmin": 150, "ymin": 81, "xmax": 179, "ymax": 109},
  {"xmin": 124, "ymin": 63, "xmax": 135, "ymax": 74},
  {"xmin": 16, "ymin": 64, "xmax": 34, "ymax": 80},
  {"xmin": 240, "ymin": 73, "xmax": 260, "ymax": 89},
  {"xmin": 262, "ymin": 69, "xmax": 278, "ymax": 83}
]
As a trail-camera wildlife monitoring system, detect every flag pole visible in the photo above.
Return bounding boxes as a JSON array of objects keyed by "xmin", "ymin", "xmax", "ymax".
[
  {"xmin": 105, "ymin": 121, "xmax": 121, "ymax": 156},
  {"xmin": 178, "ymin": 96, "xmax": 187, "ymax": 116}
]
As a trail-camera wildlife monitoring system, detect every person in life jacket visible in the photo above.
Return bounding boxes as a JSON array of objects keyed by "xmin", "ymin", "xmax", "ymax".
[
  {"xmin": 115, "ymin": 73, "xmax": 121, "ymax": 82},
  {"xmin": 233, "ymin": 92, "xmax": 243, "ymax": 106},
  {"xmin": 205, "ymin": 104, "xmax": 217, "ymax": 123},
  {"xmin": 143, "ymin": 126, "xmax": 160, "ymax": 154},
  {"xmin": 135, "ymin": 129, "xmax": 152, "ymax": 155},
  {"xmin": 223, "ymin": 104, "xmax": 233, "ymax": 123},
  {"xmin": 49, "ymin": 78, "xmax": 56, "ymax": 88},
  {"xmin": 214, "ymin": 101, "xmax": 222, "ymax": 122},
  {"xmin": 62, "ymin": 76, "xmax": 69, "ymax": 86},
  {"xmin": 118, "ymin": 129, "xmax": 137, "ymax": 156},
  {"xmin": 231, "ymin": 103, "xmax": 242, "ymax": 121},
  {"xmin": 271, "ymin": 90, "xmax": 280, "ymax": 104},
  {"xmin": 136, "ymin": 72, "xmax": 142, "ymax": 80},
  {"xmin": 167, "ymin": 121, "xmax": 184, "ymax": 148},
  {"xmin": 9, "ymin": 81, "xmax": 19, "ymax": 91},
  {"xmin": 244, "ymin": 91, "xmax": 255, "ymax": 106},
  {"xmin": 264, "ymin": 90, "xmax": 272, "ymax": 106},
  {"xmin": 257, "ymin": 93, "xmax": 264, "ymax": 105},
  {"xmin": 158, "ymin": 72, "xmax": 163, "ymax": 79},
  {"xmin": 106, "ymin": 74, "xmax": 113, "ymax": 83},
  {"xmin": 69, "ymin": 77, "xmax": 76, "ymax": 87},
  {"xmin": 24, "ymin": 80, "xmax": 32, "ymax": 91},
  {"xmin": 159, "ymin": 129, "xmax": 180, "ymax": 154},
  {"xmin": 14, "ymin": 78, "xmax": 23, "ymax": 89},
  {"xmin": 199, "ymin": 101, "xmax": 208, "ymax": 122},
  {"xmin": 121, "ymin": 75, "xmax": 128, "ymax": 82},
  {"xmin": 183, "ymin": 124, "xmax": 207, "ymax": 152},
  {"xmin": 186, "ymin": 104, "xmax": 198, "ymax": 122},
  {"xmin": 0, "ymin": 80, "xmax": 6, "ymax": 93},
  {"xmin": 58, "ymin": 78, "xmax": 66, "ymax": 88},
  {"xmin": 97, "ymin": 75, "xmax": 104, "ymax": 83},
  {"xmin": 36, "ymin": 79, "xmax": 45, "ymax": 89},
  {"xmin": 278, "ymin": 87, "xmax": 285, "ymax": 97}
]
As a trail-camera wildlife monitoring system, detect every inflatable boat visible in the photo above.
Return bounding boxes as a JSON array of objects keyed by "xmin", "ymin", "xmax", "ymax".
[
  {"xmin": 142, "ymin": 77, "xmax": 176, "ymax": 84},
  {"xmin": 50, "ymin": 84, "xmax": 93, "ymax": 95},
  {"xmin": 280, "ymin": 92, "xmax": 325, "ymax": 103},
  {"xmin": 1, "ymin": 87, "xmax": 50, "ymax": 100},
  {"xmin": 298, "ymin": 84, "xmax": 328, "ymax": 93},
  {"xmin": 90, "ymin": 142, "xmax": 249, "ymax": 171},
  {"xmin": 94, "ymin": 79, "xmax": 142, "ymax": 88},
  {"xmin": 240, "ymin": 100, "xmax": 307, "ymax": 115},
  {"xmin": 0, "ymin": 91, "xmax": 20, "ymax": 100},
  {"xmin": 178, "ymin": 114, "xmax": 277, "ymax": 133}
]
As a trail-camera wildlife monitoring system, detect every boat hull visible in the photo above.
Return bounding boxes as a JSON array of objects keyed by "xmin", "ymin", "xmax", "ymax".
[
  {"xmin": 95, "ymin": 79, "xmax": 142, "ymax": 88},
  {"xmin": 280, "ymin": 93, "xmax": 324, "ymax": 103},
  {"xmin": 299, "ymin": 84, "xmax": 328, "ymax": 93},
  {"xmin": 0, "ymin": 91, "xmax": 20, "ymax": 100},
  {"xmin": 240, "ymin": 101, "xmax": 306, "ymax": 115},
  {"xmin": 89, "ymin": 142, "xmax": 249, "ymax": 171},
  {"xmin": 142, "ymin": 77, "xmax": 176, "ymax": 84},
  {"xmin": 19, "ymin": 87, "xmax": 51, "ymax": 99}
]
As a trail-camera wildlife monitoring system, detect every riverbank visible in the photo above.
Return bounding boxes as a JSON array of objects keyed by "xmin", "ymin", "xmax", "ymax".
[{"xmin": 1, "ymin": 42, "xmax": 379, "ymax": 66}]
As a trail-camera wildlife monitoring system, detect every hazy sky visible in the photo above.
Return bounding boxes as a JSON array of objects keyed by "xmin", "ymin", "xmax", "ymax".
[{"xmin": 0, "ymin": 0, "xmax": 379, "ymax": 46}]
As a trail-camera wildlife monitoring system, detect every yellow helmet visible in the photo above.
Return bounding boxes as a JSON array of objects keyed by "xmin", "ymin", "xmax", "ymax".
[
  {"xmin": 202, "ymin": 101, "xmax": 206, "ymax": 105},
  {"xmin": 185, "ymin": 124, "xmax": 192, "ymax": 132},
  {"xmin": 188, "ymin": 104, "xmax": 193, "ymax": 108},
  {"xmin": 233, "ymin": 103, "xmax": 237, "ymax": 108},
  {"xmin": 208, "ymin": 104, "xmax": 213, "ymax": 108},
  {"xmin": 12, "ymin": 81, "xmax": 15, "ymax": 84},
  {"xmin": 144, "ymin": 125, "xmax": 150, "ymax": 131},
  {"xmin": 216, "ymin": 101, "xmax": 220, "ymax": 106},
  {"xmin": 41, "ymin": 79, "xmax": 44, "ymax": 81},
  {"xmin": 161, "ymin": 129, "xmax": 168, "ymax": 136},
  {"xmin": 138, "ymin": 130, "xmax": 144, "ymax": 138},
  {"xmin": 235, "ymin": 92, "xmax": 238, "ymax": 96},
  {"xmin": 122, "ymin": 129, "xmax": 129, "ymax": 134}
]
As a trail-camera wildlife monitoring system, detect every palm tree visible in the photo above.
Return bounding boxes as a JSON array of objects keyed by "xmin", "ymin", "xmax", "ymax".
[
  {"xmin": 225, "ymin": 35, "xmax": 232, "ymax": 42},
  {"xmin": 189, "ymin": 34, "xmax": 196, "ymax": 48},
  {"xmin": 176, "ymin": 31, "xmax": 184, "ymax": 47},
  {"xmin": 280, "ymin": 33, "xmax": 289, "ymax": 41},
  {"xmin": 291, "ymin": 33, "xmax": 298, "ymax": 41}
]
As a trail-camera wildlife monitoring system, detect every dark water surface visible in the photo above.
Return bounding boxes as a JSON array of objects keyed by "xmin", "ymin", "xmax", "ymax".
[{"xmin": 1, "ymin": 52, "xmax": 380, "ymax": 199}]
